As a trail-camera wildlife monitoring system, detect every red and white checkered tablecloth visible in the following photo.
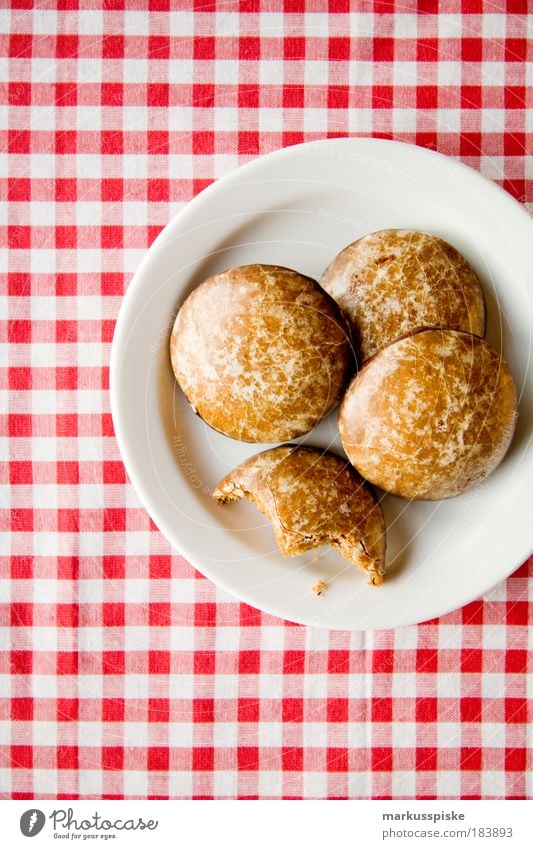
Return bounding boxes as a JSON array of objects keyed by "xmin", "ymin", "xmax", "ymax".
[{"xmin": 1, "ymin": 1, "xmax": 532, "ymax": 800}]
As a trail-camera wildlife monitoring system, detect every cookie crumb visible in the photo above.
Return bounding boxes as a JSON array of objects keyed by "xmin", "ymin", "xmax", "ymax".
[{"xmin": 312, "ymin": 579, "xmax": 327, "ymax": 596}]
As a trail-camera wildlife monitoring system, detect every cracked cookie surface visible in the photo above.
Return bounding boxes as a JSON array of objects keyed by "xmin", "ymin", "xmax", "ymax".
[
  {"xmin": 171, "ymin": 265, "xmax": 352, "ymax": 442},
  {"xmin": 339, "ymin": 328, "xmax": 518, "ymax": 500},
  {"xmin": 320, "ymin": 230, "xmax": 486, "ymax": 363}
]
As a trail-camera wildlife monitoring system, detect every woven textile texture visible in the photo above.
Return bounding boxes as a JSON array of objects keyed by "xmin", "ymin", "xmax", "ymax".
[{"xmin": 1, "ymin": 1, "xmax": 532, "ymax": 800}]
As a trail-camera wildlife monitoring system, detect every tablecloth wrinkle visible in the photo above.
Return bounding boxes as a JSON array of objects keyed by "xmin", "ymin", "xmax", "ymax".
[{"xmin": 1, "ymin": 1, "xmax": 531, "ymax": 800}]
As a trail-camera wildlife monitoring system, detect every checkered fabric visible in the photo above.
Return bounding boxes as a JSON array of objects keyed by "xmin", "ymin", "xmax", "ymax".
[{"xmin": 1, "ymin": 0, "xmax": 532, "ymax": 800}]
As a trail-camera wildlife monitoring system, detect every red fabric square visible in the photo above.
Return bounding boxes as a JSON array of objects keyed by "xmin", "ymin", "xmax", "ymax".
[
  {"xmin": 11, "ymin": 698, "xmax": 34, "ymax": 720},
  {"xmin": 373, "ymin": 38, "xmax": 394, "ymax": 61},
  {"xmin": 194, "ymin": 36, "xmax": 215, "ymax": 59},
  {"xmin": 149, "ymin": 651, "xmax": 170, "ymax": 675},
  {"xmin": 11, "ymin": 602, "xmax": 33, "ymax": 626},
  {"xmin": 328, "ymin": 649, "xmax": 350, "ymax": 673},
  {"xmin": 504, "ymin": 87, "xmax": 525, "ymax": 109},
  {"xmin": 8, "ymin": 227, "xmax": 31, "ymax": 249},
  {"xmin": 328, "ymin": 698, "xmax": 349, "ymax": 723},
  {"xmin": 370, "ymin": 698, "xmax": 392, "ymax": 723},
  {"xmin": 373, "ymin": 649, "xmax": 394, "ymax": 673},
  {"xmin": 238, "ymin": 85, "xmax": 259, "ymax": 108},
  {"xmin": 56, "ymin": 604, "xmax": 78, "ymax": 627},
  {"xmin": 506, "ymin": 601, "xmax": 528, "ymax": 625},
  {"xmin": 103, "ymin": 603, "xmax": 125, "ymax": 627},
  {"xmin": 284, "ymin": 37, "xmax": 305, "ymax": 59},
  {"xmin": 148, "ymin": 131, "xmax": 169, "ymax": 155},
  {"xmin": 101, "ymin": 226, "xmax": 123, "ymax": 249},
  {"xmin": 147, "ymin": 83, "xmax": 169, "ymax": 107},
  {"xmin": 327, "ymin": 748, "xmax": 348, "ymax": 772},
  {"xmin": 57, "ymin": 652, "xmax": 77, "ymax": 675},
  {"xmin": 328, "ymin": 87, "xmax": 349, "ymax": 109},
  {"xmin": 417, "ymin": 86, "xmax": 438, "ymax": 108},
  {"xmin": 461, "ymin": 649, "xmax": 483, "ymax": 672},
  {"xmin": 417, "ymin": 38, "xmax": 438, "ymax": 61},
  {"xmin": 372, "ymin": 747, "xmax": 393, "ymax": 771},
  {"xmin": 284, "ymin": 86, "xmax": 305, "ymax": 108},
  {"xmin": 283, "ymin": 699, "xmax": 304, "ymax": 723},
  {"xmin": 193, "ymin": 131, "xmax": 214, "ymax": 155},
  {"xmin": 103, "ymin": 509, "xmax": 126, "ymax": 532},
  {"xmin": 101, "ymin": 131, "xmax": 123, "ymax": 155},
  {"xmin": 193, "ymin": 699, "xmax": 214, "ymax": 723},
  {"xmin": 56, "ymin": 274, "xmax": 77, "ymax": 295},
  {"xmin": 238, "ymin": 131, "xmax": 259, "ymax": 155},
  {"xmin": 102, "ymin": 699, "xmax": 125, "ymax": 722},
  {"xmin": 8, "ymin": 82, "xmax": 31, "ymax": 105},
  {"xmin": 505, "ymin": 698, "xmax": 527, "ymax": 724},
  {"xmin": 149, "ymin": 556, "xmax": 171, "ymax": 580},
  {"xmin": 55, "ymin": 82, "xmax": 77, "ymax": 106},
  {"xmin": 55, "ymin": 131, "xmax": 77, "ymax": 154},
  {"xmin": 193, "ymin": 651, "xmax": 215, "ymax": 675},
  {"xmin": 329, "ymin": 37, "xmax": 350, "ymax": 61},
  {"xmin": 239, "ymin": 37, "xmax": 261, "ymax": 60},
  {"xmin": 239, "ymin": 651, "xmax": 260, "ymax": 674},
  {"xmin": 462, "ymin": 38, "xmax": 482, "ymax": 61},
  {"xmin": 148, "ymin": 748, "xmax": 169, "ymax": 771},
  {"xmin": 57, "ymin": 699, "xmax": 79, "ymax": 721},
  {"xmin": 11, "ymin": 510, "xmax": 33, "ymax": 533},
  {"xmin": 148, "ymin": 180, "xmax": 170, "ymax": 202},
  {"xmin": 9, "ymin": 367, "xmax": 31, "ymax": 389},
  {"xmin": 58, "ymin": 509, "xmax": 79, "ymax": 533},
  {"xmin": 56, "ymin": 746, "xmax": 78, "ymax": 770},
  {"xmin": 149, "ymin": 603, "xmax": 171, "ymax": 626},
  {"xmin": 11, "ymin": 651, "xmax": 33, "ymax": 675},
  {"xmin": 460, "ymin": 698, "xmax": 482, "ymax": 722},
  {"xmin": 56, "ymin": 367, "xmax": 77, "ymax": 390},
  {"xmin": 9, "ymin": 319, "xmax": 31, "ymax": 342},
  {"xmin": 55, "ymin": 178, "xmax": 77, "ymax": 201},
  {"xmin": 283, "ymin": 650, "xmax": 305, "ymax": 674},
  {"xmin": 102, "ymin": 35, "xmax": 123, "ymax": 58},
  {"xmin": 416, "ymin": 649, "xmax": 438, "ymax": 672},
  {"xmin": 57, "ymin": 462, "xmax": 79, "ymax": 485},
  {"xmin": 101, "ymin": 83, "xmax": 123, "ymax": 106},
  {"xmin": 8, "ymin": 177, "xmax": 31, "ymax": 201},
  {"xmin": 505, "ymin": 650, "xmax": 527, "ymax": 673},
  {"xmin": 238, "ymin": 747, "xmax": 259, "ymax": 769},
  {"xmin": 282, "ymin": 747, "xmax": 303, "ymax": 771},
  {"xmin": 8, "ymin": 130, "xmax": 30, "ymax": 153},
  {"xmin": 372, "ymin": 86, "xmax": 394, "ymax": 109},
  {"xmin": 195, "ymin": 603, "xmax": 216, "ymax": 627},
  {"xmin": 10, "ymin": 462, "xmax": 33, "ymax": 485},
  {"xmin": 505, "ymin": 748, "xmax": 526, "ymax": 771},
  {"xmin": 103, "ymin": 652, "xmax": 125, "ymax": 676},
  {"xmin": 103, "ymin": 748, "xmax": 124, "ymax": 771},
  {"xmin": 416, "ymin": 698, "xmax": 438, "ymax": 723},
  {"xmin": 9, "ymin": 34, "xmax": 33, "ymax": 57},
  {"xmin": 238, "ymin": 699, "xmax": 259, "ymax": 723},
  {"xmin": 9, "ymin": 414, "xmax": 32, "ymax": 436},
  {"xmin": 56, "ymin": 34, "xmax": 78, "ymax": 57},
  {"xmin": 192, "ymin": 747, "xmax": 214, "ymax": 771},
  {"xmin": 461, "ymin": 748, "xmax": 482, "ymax": 770},
  {"xmin": 11, "ymin": 557, "xmax": 33, "ymax": 578},
  {"xmin": 11, "ymin": 746, "xmax": 33, "ymax": 769},
  {"xmin": 416, "ymin": 748, "xmax": 437, "ymax": 771},
  {"xmin": 148, "ymin": 35, "xmax": 170, "ymax": 58},
  {"xmin": 8, "ymin": 273, "xmax": 29, "ymax": 296},
  {"xmin": 148, "ymin": 699, "xmax": 170, "ymax": 723},
  {"xmin": 101, "ymin": 179, "xmax": 123, "ymax": 202}
]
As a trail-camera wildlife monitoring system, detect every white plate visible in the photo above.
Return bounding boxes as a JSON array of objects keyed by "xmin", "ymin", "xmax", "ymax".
[{"xmin": 110, "ymin": 138, "xmax": 533, "ymax": 630}]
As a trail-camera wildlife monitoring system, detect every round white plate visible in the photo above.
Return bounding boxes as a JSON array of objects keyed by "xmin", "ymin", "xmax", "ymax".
[{"xmin": 110, "ymin": 138, "xmax": 533, "ymax": 630}]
